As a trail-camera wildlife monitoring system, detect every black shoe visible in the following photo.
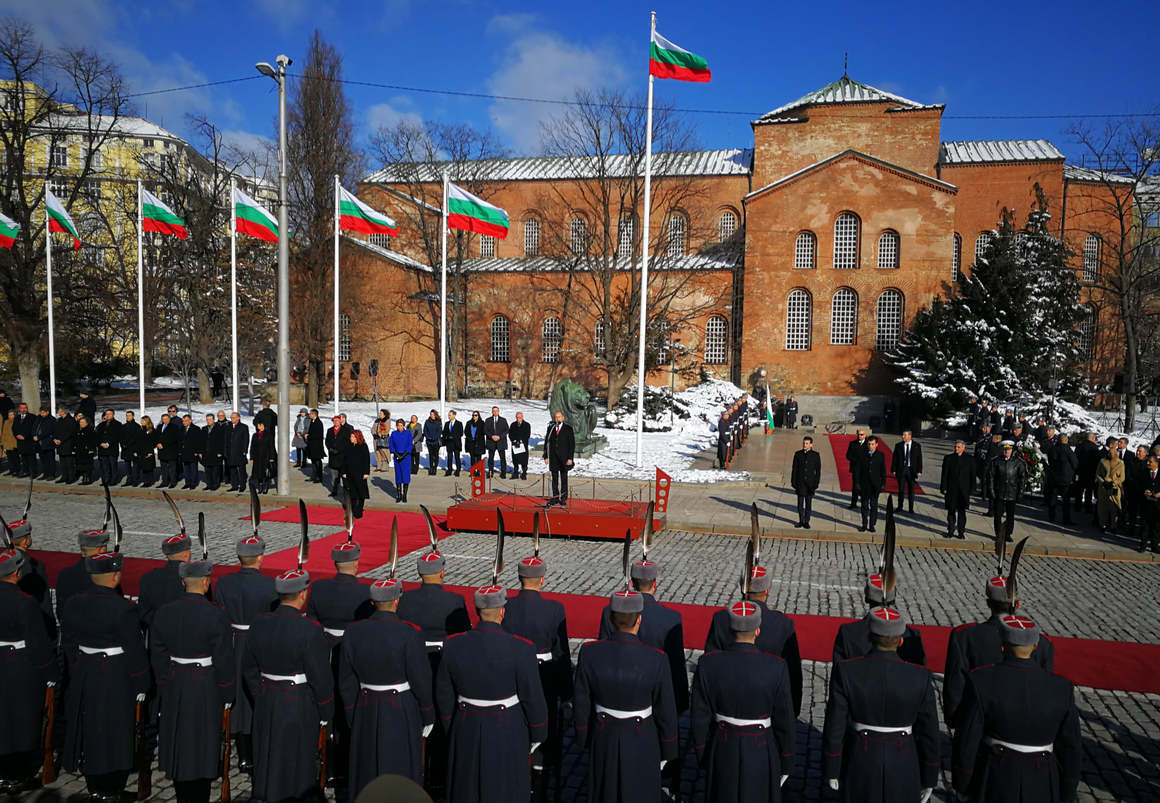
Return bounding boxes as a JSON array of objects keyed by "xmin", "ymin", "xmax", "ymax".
[
  {"xmin": 870, "ymin": 525, "xmax": 877, "ymax": 533},
  {"xmin": 793, "ymin": 522, "xmax": 802, "ymax": 528},
  {"xmin": 857, "ymin": 526, "xmax": 866, "ymax": 533},
  {"xmin": 444, "ymin": 471, "xmax": 451, "ymax": 477},
  {"xmin": 454, "ymin": 471, "xmax": 461, "ymax": 477},
  {"xmin": 848, "ymin": 504, "xmax": 858, "ymax": 510},
  {"xmin": 804, "ymin": 523, "xmax": 811, "ymax": 529},
  {"xmin": 957, "ymin": 532, "xmax": 965, "ymax": 539},
  {"xmin": 945, "ymin": 531, "xmax": 954, "ymax": 539},
  {"xmin": 908, "ymin": 507, "xmax": 914, "ymax": 514}
]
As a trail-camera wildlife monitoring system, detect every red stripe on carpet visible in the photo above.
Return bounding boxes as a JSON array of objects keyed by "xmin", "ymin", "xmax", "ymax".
[{"xmin": 826, "ymin": 434, "xmax": 924, "ymax": 495}]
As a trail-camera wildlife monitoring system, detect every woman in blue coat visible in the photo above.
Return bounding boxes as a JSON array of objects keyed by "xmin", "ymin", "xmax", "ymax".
[{"xmin": 388, "ymin": 419, "xmax": 413, "ymax": 503}]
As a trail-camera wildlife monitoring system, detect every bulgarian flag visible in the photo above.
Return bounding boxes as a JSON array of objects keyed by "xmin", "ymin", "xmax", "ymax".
[
  {"xmin": 141, "ymin": 187, "xmax": 188, "ymax": 239},
  {"xmin": 649, "ymin": 30, "xmax": 710, "ymax": 82},
  {"xmin": 45, "ymin": 188, "xmax": 81, "ymax": 250},
  {"xmin": 232, "ymin": 186, "xmax": 278, "ymax": 243},
  {"xmin": 764, "ymin": 383, "xmax": 776, "ymax": 431},
  {"xmin": 446, "ymin": 182, "xmax": 509, "ymax": 239},
  {"xmin": 338, "ymin": 185, "xmax": 397, "ymax": 237},
  {"xmin": 0, "ymin": 211, "xmax": 18, "ymax": 249}
]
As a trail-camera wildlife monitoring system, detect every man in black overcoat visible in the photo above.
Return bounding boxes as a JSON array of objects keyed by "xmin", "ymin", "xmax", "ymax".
[
  {"xmin": 179, "ymin": 414, "xmax": 204, "ymax": 490},
  {"xmin": 95, "ymin": 409, "xmax": 122, "ymax": 487},
  {"xmin": 54, "ymin": 405, "xmax": 78, "ymax": 484},
  {"xmin": 845, "ymin": 429, "xmax": 869, "ymax": 509},
  {"xmin": 940, "ymin": 440, "xmax": 975, "ymax": 539},
  {"xmin": 508, "ymin": 411, "xmax": 531, "ymax": 480},
  {"xmin": 441, "ymin": 410, "xmax": 463, "ymax": 477},
  {"xmin": 306, "ymin": 409, "xmax": 326, "ymax": 483},
  {"xmin": 856, "ymin": 436, "xmax": 888, "ymax": 532},
  {"xmin": 225, "ymin": 412, "xmax": 249, "ymax": 492},
  {"xmin": 483, "ymin": 406, "xmax": 509, "ymax": 479},
  {"xmin": 120, "ymin": 411, "xmax": 142, "ymax": 486},
  {"xmin": 891, "ymin": 430, "xmax": 923, "ymax": 514},
  {"xmin": 32, "ymin": 406, "xmax": 56, "ymax": 478},
  {"xmin": 543, "ymin": 410, "xmax": 575, "ymax": 505},
  {"xmin": 790, "ymin": 435, "xmax": 821, "ymax": 528}
]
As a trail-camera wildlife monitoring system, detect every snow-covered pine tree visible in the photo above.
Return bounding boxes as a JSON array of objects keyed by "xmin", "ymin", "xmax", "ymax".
[{"xmin": 885, "ymin": 184, "xmax": 1087, "ymax": 416}]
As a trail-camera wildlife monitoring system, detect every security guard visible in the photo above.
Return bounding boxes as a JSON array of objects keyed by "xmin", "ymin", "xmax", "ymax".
[
  {"xmin": 54, "ymin": 529, "xmax": 110, "ymax": 627},
  {"xmin": 241, "ymin": 568, "xmax": 334, "ymax": 803},
  {"xmin": 60, "ymin": 551, "xmax": 150, "ymax": 802},
  {"xmin": 139, "ymin": 532, "xmax": 192, "ymax": 630},
  {"xmin": 952, "ymin": 614, "xmax": 1081, "ymax": 803},
  {"xmin": 149, "ymin": 557, "xmax": 235, "ymax": 803},
  {"xmin": 435, "ymin": 584, "xmax": 548, "ymax": 803},
  {"xmin": 822, "ymin": 606, "xmax": 939, "ymax": 803},
  {"xmin": 339, "ymin": 578, "xmax": 434, "ymax": 796},
  {"xmin": 691, "ymin": 600, "xmax": 796, "ymax": 803}
]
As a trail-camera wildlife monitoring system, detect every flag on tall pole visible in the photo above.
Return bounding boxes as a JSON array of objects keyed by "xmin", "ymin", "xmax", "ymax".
[
  {"xmin": 45, "ymin": 188, "xmax": 81, "ymax": 250},
  {"xmin": 446, "ymin": 182, "xmax": 509, "ymax": 238},
  {"xmin": 137, "ymin": 183, "xmax": 188, "ymax": 414},
  {"xmin": 140, "ymin": 187, "xmax": 188, "ymax": 239},
  {"xmin": 0, "ymin": 211, "xmax": 18, "ymax": 249},
  {"xmin": 228, "ymin": 180, "xmax": 240, "ymax": 412},
  {"xmin": 43, "ymin": 188, "xmax": 80, "ymax": 415},
  {"xmin": 233, "ymin": 186, "xmax": 278, "ymax": 242},
  {"xmin": 337, "ymin": 185, "xmax": 397, "ymax": 236},
  {"xmin": 332, "ymin": 175, "xmax": 340, "ymax": 413},
  {"xmin": 649, "ymin": 30, "xmax": 712, "ymax": 82}
]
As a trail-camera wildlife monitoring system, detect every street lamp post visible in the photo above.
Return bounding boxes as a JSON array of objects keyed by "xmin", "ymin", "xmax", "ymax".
[{"xmin": 257, "ymin": 54, "xmax": 292, "ymax": 497}]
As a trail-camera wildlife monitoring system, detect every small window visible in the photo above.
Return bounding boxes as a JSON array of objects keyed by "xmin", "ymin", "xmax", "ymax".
[
  {"xmin": 489, "ymin": 315, "xmax": 510, "ymax": 363},
  {"xmin": 49, "ymin": 178, "xmax": 69, "ymax": 199},
  {"xmin": 541, "ymin": 317, "xmax": 562, "ymax": 363},
  {"xmin": 338, "ymin": 313, "xmax": 351, "ymax": 362},
  {"xmin": 833, "ymin": 213, "xmax": 859, "ymax": 269},
  {"xmin": 594, "ymin": 319, "xmax": 606, "ymax": 358},
  {"xmin": 794, "ymin": 231, "xmax": 816, "ymax": 269},
  {"xmin": 952, "ymin": 233, "xmax": 962, "ymax": 282},
  {"xmin": 1083, "ymin": 234, "xmax": 1101, "ymax": 282},
  {"xmin": 480, "ymin": 235, "xmax": 495, "ymax": 258},
  {"xmin": 653, "ymin": 319, "xmax": 671, "ymax": 365},
  {"xmin": 617, "ymin": 216, "xmax": 634, "ymax": 260},
  {"xmin": 50, "ymin": 143, "xmax": 69, "ymax": 169},
  {"xmin": 830, "ymin": 288, "xmax": 858, "ymax": 345},
  {"xmin": 1078, "ymin": 306, "xmax": 1096, "ymax": 359},
  {"xmin": 84, "ymin": 179, "xmax": 102, "ymax": 203},
  {"xmin": 785, "ymin": 290, "xmax": 811, "ymax": 350},
  {"xmin": 667, "ymin": 215, "xmax": 686, "ymax": 259},
  {"xmin": 524, "ymin": 218, "xmax": 540, "ymax": 256},
  {"xmin": 1145, "ymin": 211, "xmax": 1160, "ymax": 228},
  {"xmin": 877, "ymin": 230, "xmax": 899, "ymax": 269},
  {"xmin": 569, "ymin": 218, "xmax": 587, "ymax": 255},
  {"xmin": 85, "ymin": 146, "xmax": 103, "ymax": 171},
  {"xmin": 875, "ymin": 290, "xmax": 904, "ymax": 351},
  {"xmin": 718, "ymin": 210, "xmax": 737, "ymax": 242},
  {"xmin": 975, "ymin": 232, "xmax": 993, "ymax": 265},
  {"xmin": 705, "ymin": 315, "xmax": 728, "ymax": 364},
  {"xmin": 368, "ymin": 233, "xmax": 391, "ymax": 248},
  {"xmin": 142, "ymin": 138, "xmax": 154, "ymax": 149}
]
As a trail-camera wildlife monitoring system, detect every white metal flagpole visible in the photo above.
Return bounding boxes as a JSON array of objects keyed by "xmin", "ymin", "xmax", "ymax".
[
  {"xmin": 635, "ymin": 10, "xmax": 657, "ymax": 468},
  {"xmin": 136, "ymin": 180, "xmax": 146, "ymax": 416},
  {"xmin": 45, "ymin": 206, "xmax": 56, "ymax": 415},
  {"xmin": 439, "ymin": 168, "xmax": 449, "ymax": 420},
  {"xmin": 229, "ymin": 179, "xmax": 239, "ymax": 414},
  {"xmin": 333, "ymin": 174, "xmax": 340, "ymax": 414}
]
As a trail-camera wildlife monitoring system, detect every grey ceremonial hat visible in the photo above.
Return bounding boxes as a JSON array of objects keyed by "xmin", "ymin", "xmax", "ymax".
[
  {"xmin": 609, "ymin": 589, "xmax": 644, "ymax": 613},
  {"xmin": 864, "ymin": 573, "xmax": 897, "ymax": 606},
  {"xmin": 728, "ymin": 600, "xmax": 761, "ymax": 632},
  {"xmin": 85, "ymin": 552, "xmax": 124, "ymax": 574},
  {"xmin": 332, "ymin": 542, "xmax": 361, "ymax": 563},
  {"xmin": 748, "ymin": 566, "xmax": 771, "ymax": 593},
  {"xmin": 417, "ymin": 550, "xmax": 445, "ymax": 575},
  {"xmin": 1000, "ymin": 440, "xmax": 1015, "ymax": 448},
  {"xmin": 78, "ymin": 529, "xmax": 110, "ymax": 549},
  {"xmin": 179, "ymin": 560, "xmax": 213, "ymax": 579},
  {"xmin": 630, "ymin": 560, "xmax": 659, "ymax": 582},
  {"xmin": 517, "ymin": 556, "xmax": 546, "ymax": 579},
  {"xmin": 0, "ymin": 548, "xmax": 25, "ymax": 577},
  {"xmin": 236, "ymin": 535, "xmax": 266, "ymax": 557},
  {"xmin": 162, "ymin": 533, "xmax": 192, "ymax": 556},
  {"xmin": 274, "ymin": 568, "xmax": 310, "ymax": 594},
  {"xmin": 473, "ymin": 584, "xmax": 507, "ymax": 609},
  {"xmin": 999, "ymin": 614, "xmax": 1040, "ymax": 647},
  {"xmin": 867, "ymin": 606, "xmax": 907, "ymax": 637},
  {"xmin": 370, "ymin": 578, "xmax": 404, "ymax": 603},
  {"xmin": 8, "ymin": 520, "xmax": 30, "ymax": 540},
  {"xmin": 985, "ymin": 575, "xmax": 1010, "ymax": 603}
]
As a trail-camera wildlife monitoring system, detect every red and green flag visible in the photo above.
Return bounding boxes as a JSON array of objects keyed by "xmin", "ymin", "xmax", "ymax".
[
  {"xmin": 232, "ymin": 187, "xmax": 278, "ymax": 242},
  {"xmin": 45, "ymin": 188, "xmax": 81, "ymax": 250},
  {"xmin": 446, "ymin": 182, "xmax": 509, "ymax": 239},
  {"xmin": 338, "ymin": 185, "xmax": 397, "ymax": 237},
  {"xmin": 649, "ymin": 30, "xmax": 711, "ymax": 82},
  {"xmin": 141, "ymin": 187, "xmax": 188, "ymax": 239},
  {"xmin": 0, "ymin": 211, "xmax": 17, "ymax": 249}
]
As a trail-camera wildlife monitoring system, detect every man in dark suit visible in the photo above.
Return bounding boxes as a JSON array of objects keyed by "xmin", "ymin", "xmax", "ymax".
[
  {"xmin": 542, "ymin": 411, "xmax": 575, "ymax": 505},
  {"xmin": 306, "ymin": 409, "xmax": 325, "ymax": 483},
  {"xmin": 225, "ymin": 411, "xmax": 250, "ymax": 492},
  {"xmin": 178, "ymin": 414, "xmax": 204, "ymax": 489},
  {"xmin": 119, "ymin": 411, "xmax": 142, "ymax": 486},
  {"xmin": 1141, "ymin": 456, "xmax": 1160, "ymax": 553},
  {"xmin": 12, "ymin": 403, "xmax": 36, "ymax": 477},
  {"xmin": 508, "ymin": 411, "xmax": 531, "ymax": 480},
  {"xmin": 483, "ymin": 406, "xmax": 509, "ymax": 479},
  {"xmin": 157, "ymin": 413, "xmax": 182, "ymax": 488},
  {"xmin": 325, "ymin": 415, "xmax": 352, "ymax": 495},
  {"xmin": 940, "ymin": 440, "xmax": 975, "ymax": 539},
  {"xmin": 32, "ymin": 405, "xmax": 57, "ymax": 479},
  {"xmin": 891, "ymin": 430, "xmax": 923, "ymax": 513},
  {"xmin": 857, "ymin": 436, "xmax": 888, "ymax": 532},
  {"xmin": 790, "ymin": 435, "xmax": 821, "ymax": 528},
  {"xmin": 440, "ymin": 410, "xmax": 463, "ymax": 477},
  {"xmin": 95, "ymin": 409, "xmax": 122, "ymax": 487},
  {"xmin": 845, "ymin": 429, "xmax": 869, "ymax": 509}
]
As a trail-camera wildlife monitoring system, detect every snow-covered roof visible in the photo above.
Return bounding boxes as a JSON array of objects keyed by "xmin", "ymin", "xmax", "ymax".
[
  {"xmin": 341, "ymin": 234, "xmax": 433, "ymax": 273},
  {"xmin": 754, "ymin": 75, "xmax": 940, "ymax": 124},
  {"xmin": 1063, "ymin": 164, "xmax": 1135, "ymax": 185},
  {"xmin": 370, "ymin": 185, "xmax": 441, "ymax": 214},
  {"xmin": 939, "ymin": 140, "xmax": 1064, "ymax": 165},
  {"xmin": 47, "ymin": 113, "xmax": 186, "ymax": 143},
  {"xmin": 745, "ymin": 149, "xmax": 957, "ymax": 201},
  {"xmin": 366, "ymin": 148, "xmax": 753, "ymax": 184},
  {"xmin": 461, "ymin": 253, "xmax": 739, "ymax": 273}
]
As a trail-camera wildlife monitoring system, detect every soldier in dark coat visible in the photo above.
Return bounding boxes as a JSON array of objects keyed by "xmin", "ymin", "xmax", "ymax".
[
  {"xmin": 576, "ymin": 590, "xmax": 679, "ymax": 802},
  {"xmin": 790, "ymin": 435, "xmax": 821, "ymax": 528},
  {"xmin": 992, "ymin": 442, "xmax": 1026, "ymax": 543},
  {"xmin": 339, "ymin": 578, "xmax": 434, "ymax": 796},
  {"xmin": 225, "ymin": 412, "xmax": 250, "ymax": 492},
  {"xmin": 54, "ymin": 406, "xmax": 78, "ymax": 484},
  {"xmin": 483, "ymin": 406, "xmax": 509, "ymax": 479},
  {"xmin": 1045, "ymin": 434, "xmax": 1078, "ymax": 525},
  {"xmin": 214, "ymin": 535, "xmax": 277, "ymax": 773},
  {"xmin": 435, "ymin": 584, "xmax": 548, "ymax": 803},
  {"xmin": 242, "ymin": 569, "xmax": 334, "ymax": 803},
  {"xmin": 823, "ymin": 606, "xmax": 940, "ymax": 803},
  {"xmin": 8, "ymin": 520, "xmax": 53, "ymax": 637},
  {"xmin": 940, "ymin": 440, "xmax": 976, "ymax": 539},
  {"xmin": 952, "ymin": 615, "xmax": 1081, "ymax": 803},
  {"xmin": 692, "ymin": 601, "xmax": 796, "ymax": 803},
  {"xmin": 60, "ymin": 552, "xmax": 150, "ymax": 801},
  {"xmin": 833, "ymin": 572, "xmax": 926, "ymax": 667},
  {"xmin": 0, "ymin": 548, "xmax": 58, "ymax": 793},
  {"xmin": 178, "ymin": 415, "xmax": 204, "ymax": 489},
  {"xmin": 856, "ymin": 436, "xmax": 888, "ymax": 532},
  {"xmin": 845, "ymin": 429, "xmax": 869, "ymax": 509},
  {"xmin": 55, "ymin": 529, "xmax": 109, "ymax": 626},
  {"xmin": 149, "ymin": 559, "xmax": 235, "ymax": 803},
  {"xmin": 441, "ymin": 410, "xmax": 464, "ymax": 477},
  {"xmin": 508, "ymin": 411, "xmax": 531, "ymax": 480},
  {"xmin": 139, "ymin": 533, "xmax": 192, "ymax": 631}
]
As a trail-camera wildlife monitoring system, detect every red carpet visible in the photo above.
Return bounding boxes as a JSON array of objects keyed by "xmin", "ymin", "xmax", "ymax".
[
  {"xmin": 33, "ymin": 551, "xmax": 1157, "ymax": 695},
  {"xmin": 826, "ymin": 434, "xmax": 925, "ymax": 495}
]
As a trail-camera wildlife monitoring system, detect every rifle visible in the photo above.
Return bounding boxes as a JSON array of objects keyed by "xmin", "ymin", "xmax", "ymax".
[
  {"xmin": 40, "ymin": 683, "xmax": 56, "ymax": 784},
  {"xmin": 317, "ymin": 722, "xmax": 327, "ymax": 790},
  {"xmin": 220, "ymin": 707, "xmax": 232, "ymax": 803},
  {"xmin": 135, "ymin": 697, "xmax": 151, "ymax": 800}
]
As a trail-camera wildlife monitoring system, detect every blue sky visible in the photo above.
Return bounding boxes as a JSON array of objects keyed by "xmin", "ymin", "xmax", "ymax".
[{"xmin": 10, "ymin": 0, "xmax": 1156, "ymax": 170}]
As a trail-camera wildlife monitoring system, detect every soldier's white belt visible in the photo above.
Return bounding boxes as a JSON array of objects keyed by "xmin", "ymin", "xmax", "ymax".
[
  {"xmin": 535, "ymin": 651, "xmax": 553, "ymax": 663},
  {"xmin": 170, "ymin": 656, "xmax": 213, "ymax": 667},
  {"xmin": 0, "ymin": 640, "xmax": 27, "ymax": 650},
  {"xmin": 458, "ymin": 694, "xmax": 519, "ymax": 708},
  {"xmin": 80, "ymin": 645, "xmax": 124, "ymax": 657},
  {"xmin": 261, "ymin": 672, "xmax": 307, "ymax": 685},
  {"xmin": 324, "ymin": 628, "xmax": 345, "ymax": 638},
  {"xmin": 985, "ymin": 736, "xmax": 1053, "ymax": 753},
  {"xmin": 360, "ymin": 682, "xmax": 411, "ymax": 693},
  {"xmin": 853, "ymin": 722, "xmax": 912, "ymax": 735},
  {"xmin": 230, "ymin": 624, "xmax": 250, "ymax": 631},
  {"xmin": 425, "ymin": 641, "xmax": 443, "ymax": 649},
  {"xmin": 715, "ymin": 713, "xmax": 771, "ymax": 728},
  {"xmin": 595, "ymin": 704, "xmax": 653, "ymax": 720}
]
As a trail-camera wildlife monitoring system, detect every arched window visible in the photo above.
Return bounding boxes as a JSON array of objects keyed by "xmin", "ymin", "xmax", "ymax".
[
  {"xmin": 833, "ymin": 213, "xmax": 859, "ymax": 269},
  {"xmin": 523, "ymin": 218, "xmax": 540, "ymax": 256},
  {"xmin": 617, "ymin": 216, "xmax": 634, "ymax": 259},
  {"xmin": 794, "ymin": 231, "xmax": 816, "ymax": 269},
  {"xmin": 479, "ymin": 235, "xmax": 495, "ymax": 257},
  {"xmin": 705, "ymin": 315, "xmax": 728, "ymax": 364},
  {"xmin": 1083, "ymin": 234, "xmax": 1101, "ymax": 282},
  {"xmin": 718, "ymin": 210, "xmax": 737, "ymax": 242},
  {"xmin": 667, "ymin": 214, "xmax": 686, "ymax": 259},
  {"xmin": 830, "ymin": 288, "xmax": 858, "ymax": 345},
  {"xmin": 875, "ymin": 290, "xmax": 904, "ymax": 351},
  {"xmin": 593, "ymin": 318, "xmax": 606, "ymax": 358},
  {"xmin": 541, "ymin": 317, "xmax": 562, "ymax": 363},
  {"xmin": 1078, "ymin": 306, "xmax": 1096, "ymax": 360},
  {"xmin": 489, "ymin": 315, "xmax": 510, "ymax": 363},
  {"xmin": 877, "ymin": 230, "xmax": 900, "ymax": 268},
  {"xmin": 569, "ymin": 218, "xmax": 587, "ymax": 255},
  {"xmin": 952, "ymin": 233, "xmax": 962, "ymax": 281},
  {"xmin": 975, "ymin": 231, "xmax": 993, "ymax": 265},
  {"xmin": 338, "ymin": 313, "xmax": 351, "ymax": 362},
  {"xmin": 785, "ymin": 290, "xmax": 811, "ymax": 350}
]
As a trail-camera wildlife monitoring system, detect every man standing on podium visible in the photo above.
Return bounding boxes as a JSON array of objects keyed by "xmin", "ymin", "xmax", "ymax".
[{"xmin": 543, "ymin": 411, "xmax": 575, "ymax": 507}]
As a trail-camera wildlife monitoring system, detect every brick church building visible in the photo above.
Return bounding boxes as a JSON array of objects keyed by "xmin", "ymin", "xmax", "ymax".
[{"xmin": 333, "ymin": 75, "xmax": 1121, "ymax": 407}]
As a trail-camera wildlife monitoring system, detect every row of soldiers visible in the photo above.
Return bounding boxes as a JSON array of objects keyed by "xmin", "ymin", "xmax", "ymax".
[{"xmin": 0, "ymin": 497, "xmax": 1082, "ymax": 803}]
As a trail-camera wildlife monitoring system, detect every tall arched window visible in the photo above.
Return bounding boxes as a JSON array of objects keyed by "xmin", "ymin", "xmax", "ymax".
[
  {"xmin": 593, "ymin": 319, "xmax": 606, "ymax": 358},
  {"xmin": 875, "ymin": 290, "xmax": 904, "ymax": 351},
  {"xmin": 1083, "ymin": 234, "xmax": 1101, "ymax": 282},
  {"xmin": 541, "ymin": 317, "xmax": 562, "ymax": 363},
  {"xmin": 718, "ymin": 210, "xmax": 737, "ymax": 242},
  {"xmin": 705, "ymin": 315, "xmax": 728, "ymax": 364},
  {"xmin": 569, "ymin": 218, "xmax": 587, "ymax": 255},
  {"xmin": 1078, "ymin": 306, "xmax": 1096, "ymax": 359},
  {"xmin": 830, "ymin": 288, "xmax": 858, "ymax": 345},
  {"xmin": 523, "ymin": 218, "xmax": 540, "ymax": 256},
  {"xmin": 489, "ymin": 315, "xmax": 510, "ymax": 363},
  {"xmin": 785, "ymin": 290, "xmax": 811, "ymax": 350},
  {"xmin": 795, "ymin": 231, "xmax": 816, "ymax": 269},
  {"xmin": 617, "ymin": 216, "xmax": 634, "ymax": 259},
  {"xmin": 975, "ymin": 231, "xmax": 993, "ymax": 265},
  {"xmin": 338, "ymin": 313, "xmax": 351, "ymax": 362},
  {"xmin": 480, "ymin": 235, "xmax": 495, "ymax": 257},
  {"xmin": 833, "ymin": 213, "xmax": 859, "ymax": 269},
  {"xmin": 667, "ymin": 214, "xmax": 686, "ymax": 259},
  {"xmin": 877, "ymin": 230, "xmax": 900, "ymax": 268},
  {"xmin": 952, "ymin": 233, "xmax": 962, "ymax": 281}
]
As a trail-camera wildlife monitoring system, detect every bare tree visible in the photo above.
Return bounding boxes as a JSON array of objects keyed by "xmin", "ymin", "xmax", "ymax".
[{"xmin": 1068, "ymin": 119, "xmax": 1160, "ymax": 430}]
